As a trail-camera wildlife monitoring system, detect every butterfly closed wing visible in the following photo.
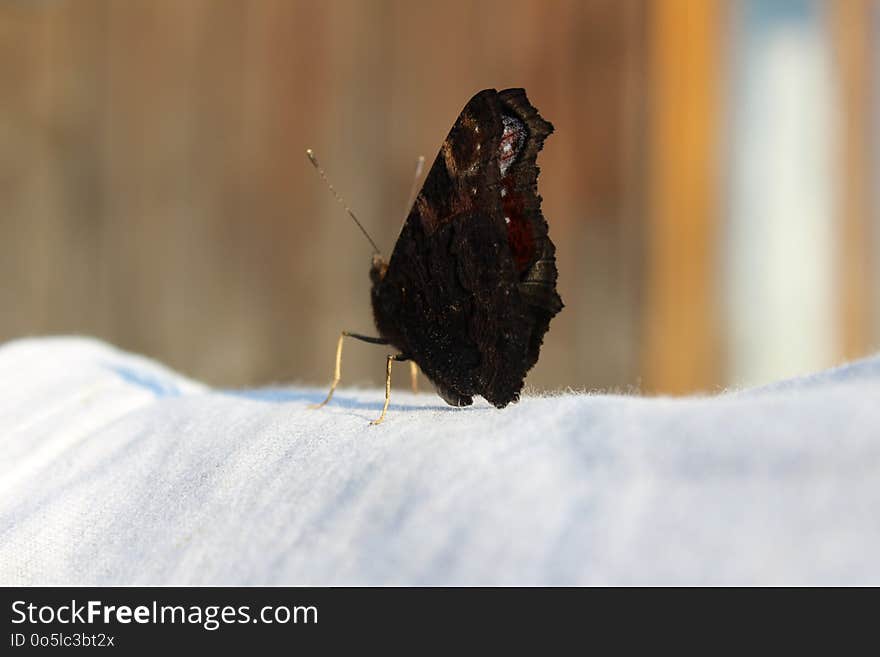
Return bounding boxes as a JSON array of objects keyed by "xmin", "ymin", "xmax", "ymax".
[
  {"xmin": 372, "ymin": 87, "xmax": 562, "ymax": 406},
  {"xmin": 312, "ymin": 88, "xmax": 562, "ymax": 422}
]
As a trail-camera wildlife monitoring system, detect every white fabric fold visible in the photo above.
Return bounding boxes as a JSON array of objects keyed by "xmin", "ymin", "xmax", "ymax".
[{"xmin": 1, "ymin": 337, "xmax": 878, "ymax": 585}]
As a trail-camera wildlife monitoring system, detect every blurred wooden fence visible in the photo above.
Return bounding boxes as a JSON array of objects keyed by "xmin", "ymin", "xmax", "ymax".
[{"xmin": 0, "ymin": 0, "xmax": 874, "ymax": 394}]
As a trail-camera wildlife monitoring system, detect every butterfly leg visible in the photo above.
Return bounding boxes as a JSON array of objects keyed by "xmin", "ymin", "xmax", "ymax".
[
  {"xmin": 310, "ymin": 331, "xmax": 389, "ymax": 410},
  {"xmin": 371, "ymin": 353, "xmax": 409, "ymax": 425},
  {"xmin": 409, "ymin": 361, "xmax": 419, "ymax": 394}
]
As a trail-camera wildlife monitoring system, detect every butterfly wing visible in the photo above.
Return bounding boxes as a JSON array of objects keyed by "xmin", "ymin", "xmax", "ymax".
[{"xmin": 371, "ymin": 88, "xmax": 562, "ymax": 408}]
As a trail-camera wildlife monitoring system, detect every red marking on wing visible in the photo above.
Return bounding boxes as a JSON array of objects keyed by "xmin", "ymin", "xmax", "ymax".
[
  {"xmin": 501, "ymin": 177, "xmax": 535, "ymax": 272},
  {"xmin": 499, "ymin": 132, "xmax": 519, "ymax": 164},
  {"xmin": 498, "ymin": 115, "xmax": 525, "ymax": 175}
]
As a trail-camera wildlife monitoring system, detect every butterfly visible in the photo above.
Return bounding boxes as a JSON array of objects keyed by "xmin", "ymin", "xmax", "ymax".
[{"xmin": 309, "ymin": 88, "xmax": 563, "ymax": 423}]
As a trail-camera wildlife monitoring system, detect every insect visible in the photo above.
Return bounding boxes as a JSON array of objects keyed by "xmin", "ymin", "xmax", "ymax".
[{"xmin": 308, "ymin": 88, "xmax": 562, "ymax": 424}]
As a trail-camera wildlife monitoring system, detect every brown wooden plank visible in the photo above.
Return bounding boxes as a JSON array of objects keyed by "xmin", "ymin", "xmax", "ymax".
[
  {"xmin": 832, "ymin": 0, "xmax": 874, "ymax": 361},
  {"xmin": 642, "ymin": 0, "xmax": 722, "ymax": 394}
]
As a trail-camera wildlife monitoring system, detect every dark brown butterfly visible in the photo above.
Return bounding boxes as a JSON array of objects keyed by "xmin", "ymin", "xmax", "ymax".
[{"xmin": 310, "ymin": 88, "xmax": 562, "ymax": 423}]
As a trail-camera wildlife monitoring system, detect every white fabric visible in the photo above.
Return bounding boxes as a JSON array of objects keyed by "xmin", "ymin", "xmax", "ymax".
[{"xmin": 1, "ymin": 336, "xmax": 879, "ymax": 585}]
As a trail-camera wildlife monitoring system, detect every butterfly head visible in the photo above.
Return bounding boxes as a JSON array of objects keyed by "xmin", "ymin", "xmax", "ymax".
[{"xmin": 370, "ymin": 253, "xmax": 389, "ymax": 285}]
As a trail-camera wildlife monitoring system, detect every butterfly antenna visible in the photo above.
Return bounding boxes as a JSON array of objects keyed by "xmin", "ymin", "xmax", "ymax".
[
  {"xmin": 306, "ymin": 148, "xmax": 382, "ymax": 255},
  {"xmin": 403, "ymin": 155, "xmax": 425, "ymax": 222}
]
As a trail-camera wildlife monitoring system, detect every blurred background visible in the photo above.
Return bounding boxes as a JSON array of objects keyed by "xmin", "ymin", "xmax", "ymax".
[{"xmin": 1, "ymin": 0, "xmax": 877, "ymax": 395}]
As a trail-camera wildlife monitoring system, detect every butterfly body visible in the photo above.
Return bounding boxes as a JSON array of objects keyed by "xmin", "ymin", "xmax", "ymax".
[{"xmin": 370, "ymin": 88, "xmax": 562, "ymax": 408}]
